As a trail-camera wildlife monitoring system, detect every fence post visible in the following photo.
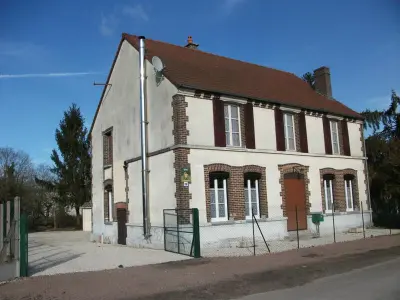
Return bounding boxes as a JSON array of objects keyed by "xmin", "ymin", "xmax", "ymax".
[
  {"xmin": 332, "ymin": 199, "xmax": 336, "ymax": 243},
  {"xmin": 192, "ymin": 208, "xmax": 201, "ymax": 258},
  {"xmin": 14, "ymin": 197, "xmax": 20, "ymax": 277},
  {"xmin": 20, "ymin": 213, "xmax": 28, "ymax": 277},
  {"xmin": 0, "ymin": 201, "xmax": 3, "ymax": 250},
  {"xmin": 361, "ymin": 202, "xmax": 366, "ymax": 239},
  {"xmin": 252, "ymin": 210, "xmax": 256, "ymax": 256},
  {"xmin": 176, "ymin": 210, "xmax": 180, "ymax": 254},
  {"xmin": 295, "ymin": 206, "xmax": 300, "ymax": 249}
]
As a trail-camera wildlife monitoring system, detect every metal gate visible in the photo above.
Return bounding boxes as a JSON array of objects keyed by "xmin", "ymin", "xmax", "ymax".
[{"xmin": 163, "ymin": 208, "xmax": 200, "ymax": 258}]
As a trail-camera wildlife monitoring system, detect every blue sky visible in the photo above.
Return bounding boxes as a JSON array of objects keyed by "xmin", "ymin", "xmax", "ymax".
[{"xmin": 1, "ymin": 0, "xmax": 399, "ymax": 165}]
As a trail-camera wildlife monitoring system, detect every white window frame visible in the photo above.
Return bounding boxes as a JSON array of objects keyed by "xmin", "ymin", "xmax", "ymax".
[
  {"xmin": 283, "ymin": 113, "xmax": 296, "ymax": 151},
  {"xmin": 224, "ymin": 104, "xmax": 241, "ymax": 147},
  {"xmin": 108, "ymin": 190, "xmax": 113, "ymax": 222},
  {"xmin": 210, "ymin": 178, "xmax": 228, "ymax": 222},
  {"xmin": 245, "ymin": 178, "xmax": 260, "ymax": 220},
  {"xmin": 345, "ymin": 179, "xmax": 354, "ymax": 211},
  {"xmin": 324, "ymin": 179, "xmax": 334, "ymax": 213},
  {"xmin": 330, "ymin": 120, "xmax": 340, "ymax": 154}
]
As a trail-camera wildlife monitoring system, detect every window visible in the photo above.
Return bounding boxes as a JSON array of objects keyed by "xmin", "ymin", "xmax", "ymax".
[
  {"xmin": 344, "ymin": 175, "xmax": 355, "ymax": 211},
  {"xmin": 103, "ymin": 130, "xmax": 113, "ymax": 166},
  {"xmin": 330, "ymin": 121, "xmax": 340, "ymax": 154},
  {"xmin": 284, "ymin": 113, "xmax": 296, "ymax": 151},
  {"xmin": 209, "ymin": 173, "xmax": 229, "ymax": 222},
  {"xmin": 244, "ymin": 174, "xmax": 260, "ymax": 219},
  {"xmin": 104, "ymin": 186, "xmax": 113, "ymax": 222},
  {"xmin": 224, "ymin": 104, "xmax": 241, "ymax": 147},
  {"xmin": 323, "ymin": 175, "xmax": 335, "ymax": 213}
]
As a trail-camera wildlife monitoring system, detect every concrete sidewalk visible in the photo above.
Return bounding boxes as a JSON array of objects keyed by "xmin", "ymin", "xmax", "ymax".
[{"xmin": 1, "ymin": 235, "xmax": 400, "ymax": 300}]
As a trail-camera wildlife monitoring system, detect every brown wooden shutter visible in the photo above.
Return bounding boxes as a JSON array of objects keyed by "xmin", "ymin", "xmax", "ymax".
[
  {"xmin": 298, "ymin": 112, "xmax": 308, "ymax": 153},
  {"xmin": 341, "ymin": 120, "xmax": 351, "ymax": 156},
  {"xmin": 275, "ymin": 108, "xmax": 285, "ymax": 151},
  {"xmin": 213, "ymin": 98, "xmax": 226, "ymax": 147},
  {"xmin": 322, "ymin": 116, "xmax": 333, "ymax": 154},
  {"xmin": 244, "ymin": 103, "xmax": 255, "ymax": 149}
]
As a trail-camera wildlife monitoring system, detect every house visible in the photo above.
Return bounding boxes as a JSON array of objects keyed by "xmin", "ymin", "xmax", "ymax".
[{"xmin": 89, "ymin": 33, "xmax": 371, "ymax": 249}]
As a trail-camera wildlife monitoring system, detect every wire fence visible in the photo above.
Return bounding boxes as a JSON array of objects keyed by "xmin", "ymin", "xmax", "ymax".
[{"xmin": 201, "ymin": 203, "xmax": 400, "ymax": 257}]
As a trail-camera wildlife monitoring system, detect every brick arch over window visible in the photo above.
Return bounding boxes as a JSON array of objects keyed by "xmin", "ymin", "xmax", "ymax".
[
  {"xmin": 243, "ymin": 165, "xmax": 268, "ymax": 218},
  {"xmin": 204, "ymin": 163, "xmax": 268, "ymax": 222},
  {"xmin": 320, "ymin": 168, "xmax": 360, "ymax": 212},
  {"xmin": 278, "ymin": 163, "xmax": 311, "ymax": 217}
]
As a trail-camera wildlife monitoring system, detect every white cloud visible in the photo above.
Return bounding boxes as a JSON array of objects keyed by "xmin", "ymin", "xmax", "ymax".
[
  {"xmin": 99, "ymin": 13, "xmax": 119, "ymax": 37},
  {"xmin": 122, "ymin": 4, "xmax": 149, "ymax": 21},
  {"xmin": 0, "ymin": 72, "xmax": 101, "ymax": 79},
  {"xmin": 222, "ymin": 0, "xmax": 246, "ymax": 14}
]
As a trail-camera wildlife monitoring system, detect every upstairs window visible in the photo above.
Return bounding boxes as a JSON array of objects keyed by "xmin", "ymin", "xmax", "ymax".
[
  {"xmin": 209, "ymin": 172, "xmax": 229, "ymax": 222},
  {"xmin": 244, "ymin": 173, "xmax": 260, "ymax": 219},
  {"xmin": 330, "ymin": 121, "xmax": 340, "ymax": 154},
  {"xmin": 284, "ymin": 113, "xmax": 296, "ymax": 151},
  {"xmin": 224, "ymin": 104, "xmax": 241, "ymax": 147},
  {"xmin": 103, "ymin": 130, "xmax": 113, "ymax": 166}
]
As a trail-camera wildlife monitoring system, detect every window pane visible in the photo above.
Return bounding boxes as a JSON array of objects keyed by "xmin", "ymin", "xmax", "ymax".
[
  {"xmin": 217, "ymin": 179, "xmax": 224, "ymax": 189},
  {"xmin": 225, "ymin": 132, "xmax": 231, "ymax": 145},
  {"xmin": 325, "ymin": 180, "xmax": 333, "ymax": 211},
  {"xmin": 210, "ymin": 190, "xmax": 216, "ymax": 218},
  {"xmin": 332, "ymin": 131, "xmax": 338, "ymax": 143},
  {"xmin": 285, "ymin": 114, "xmax": 293, "ymax": 126},
  {"xmin": 288, "ymin": 138, "xmax": 295, "ymax": 150},
  {"xmin": 346, "ymin": 180, "xmax": 353, "ymax": 208},
  {"xmin": 333, "ymin": 142, "xmax": 339, "ymax": 154},
  {"xmin": 224, "ymin": 118, "xmax": 230, "ymax": 131},
  {"xmin": 217, "ymin": 188, "xmax": 225, "ymax": 218},
  {"xmin": 232, "ymin": 133, "xmax": 240, "ymax": 146},
  {"xmin": 230, "ymin": 105, "xmax": 239, "ymax": 118},
  {"xmin": 224, "ymin": 105, "xmax": 229, "ymax": 117},
  {"xmin": 231, "ymin": 119, "xmax": 239, "ymax": 133},
  {"xmin": 287, "ymin": 126, "xmax": 294, "ymax": 139}
]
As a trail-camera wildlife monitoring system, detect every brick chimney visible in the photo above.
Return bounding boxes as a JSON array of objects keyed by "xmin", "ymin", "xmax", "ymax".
[
  {"xmin": 184, "ymin": 36, "xmax": 199, "ymax": 49},
  {"xmin": 313, "ymin": 66, "xmax": 332, "ymax": 98}
]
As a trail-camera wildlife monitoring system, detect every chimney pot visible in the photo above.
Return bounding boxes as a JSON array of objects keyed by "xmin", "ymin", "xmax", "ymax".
[
  {"xmin": 313, "ymin": 66, "xmax": 333, "ymax": 99},
  {"xmin": 184, "ymin": 35, "xmax": 199, "ymax": 49}
]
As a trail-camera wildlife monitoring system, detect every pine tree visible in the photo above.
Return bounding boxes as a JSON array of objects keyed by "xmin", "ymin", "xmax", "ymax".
[{"xmin": 50, "ymin": 103, "xmax": 91, "ymax": 227}]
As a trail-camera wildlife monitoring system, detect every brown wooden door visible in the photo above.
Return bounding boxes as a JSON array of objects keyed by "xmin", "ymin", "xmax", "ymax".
[
  {"xmin": 284, "ymin": 174, "xmax": 307, "ymax": 231},
  {"xmin": 117, "ymin": 208, "xmax": 127, "ymax": 245}
]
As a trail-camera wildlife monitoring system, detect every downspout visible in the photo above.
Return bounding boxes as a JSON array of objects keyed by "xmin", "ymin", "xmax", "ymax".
[
  {"xmin": 362, "ymin": 123, "xmax": 372, "ymax": 222},
  {"xmin": 139, "ymin": 36, "xmax": 150, "ymax": 238}
]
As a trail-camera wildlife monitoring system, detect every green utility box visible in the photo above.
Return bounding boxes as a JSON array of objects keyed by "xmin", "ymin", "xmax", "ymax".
[{"xmin": 311, "ymin": 213, "xmax": 324, "ymax": 224}]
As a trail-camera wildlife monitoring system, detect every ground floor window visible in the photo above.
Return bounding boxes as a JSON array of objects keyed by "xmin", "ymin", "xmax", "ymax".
[
  {"xmin": 323, "ymin": 174, "xmax": 335, "ymax": 213},
  {"xmin": 244, "ymin": 174, "xmax": 260, "ymax": 219},
  {"xmin": 344, "ymin": 175, "xmax": 355, "ymax": 211},
  {"xmin": 210, "ymin": 172, "xmax": 228, "ymax": 222},
  {"xmin": 104, "ymin": 186, "xmax": 113, "ymax": 222}
]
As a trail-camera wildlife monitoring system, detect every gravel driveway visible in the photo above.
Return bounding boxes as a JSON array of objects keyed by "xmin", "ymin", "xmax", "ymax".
[{"xmin": 28, "ymin": 231, "xmax": 189, "ymax": 276}]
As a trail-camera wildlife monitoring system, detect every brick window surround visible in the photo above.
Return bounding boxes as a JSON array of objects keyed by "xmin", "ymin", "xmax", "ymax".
[
  {"xmin": 278, "ymin": 163, "xmax": 311, "ymax": 216},
  {"xmin": 320, "ymin": 168, "xmax": 360, "ymax": 213},
  {"xmin": 204, "ymin": 164, "xmax": 268, "ymax": 222}
]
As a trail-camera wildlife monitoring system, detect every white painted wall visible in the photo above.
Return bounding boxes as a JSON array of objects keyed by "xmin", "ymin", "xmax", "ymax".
[
  {"xmin": 305, "ymin": 115, "xmax": 326, "ymax": 154},
  {"xmin": 348, "ymin": 122, "xmax": 363, "ymax": 157},
  {"xmin": 254, "ymin": 107, "xmax": 276, "ymax": 150},
  {"xmin": 91, "ymin": 40, "xmax": 177, "ymax": 239},
  {"xmin": 186, "ymin": 97, "xmax": 214, "ymax": 146},
  {"xmin": 82, "ymin": 208, "xmax": 92, "ymax": 232},
  {"xmin": 127, "ymin": 151, "xmax": 176, "ymax": 227},
  {"xmin": 188, "ymin": 148, "xmax": 367, "ymax": 225}
]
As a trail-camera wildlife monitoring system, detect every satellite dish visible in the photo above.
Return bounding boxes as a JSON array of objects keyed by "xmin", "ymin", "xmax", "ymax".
[{"xmin": 152, "ymin": 56, "xmax": 165, "ymax": 72}]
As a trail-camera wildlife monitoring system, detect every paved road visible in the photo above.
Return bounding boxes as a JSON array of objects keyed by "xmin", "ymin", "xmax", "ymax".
[{"xmin": 238, "ymin": 257, "xmax": 400, "ymax": 300}]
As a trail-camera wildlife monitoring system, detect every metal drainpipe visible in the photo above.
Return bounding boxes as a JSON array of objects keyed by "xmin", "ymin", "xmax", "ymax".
[
  {"xmin": 362, "ymin": 124, "xmax": 372, "ymax": 220},
  {"xmin": 139, "ymin": 36, "xmax": 150, "ymax": 238}
]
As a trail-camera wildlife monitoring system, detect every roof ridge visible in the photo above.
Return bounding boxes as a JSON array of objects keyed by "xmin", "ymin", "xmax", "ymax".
[{"xmin": 123, "ymin": 33, "xmax": 299, "ymax": 79}]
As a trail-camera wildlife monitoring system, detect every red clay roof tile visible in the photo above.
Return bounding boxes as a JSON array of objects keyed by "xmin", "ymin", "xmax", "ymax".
[{"xmin": 124, "ymin": 33, "xmax": 361, "ymax": 119}]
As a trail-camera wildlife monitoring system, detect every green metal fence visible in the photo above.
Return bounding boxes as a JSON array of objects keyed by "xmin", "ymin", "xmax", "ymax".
[{"xmin": 163, "ymin": 208, "xmax": 201, "ymax": 258}]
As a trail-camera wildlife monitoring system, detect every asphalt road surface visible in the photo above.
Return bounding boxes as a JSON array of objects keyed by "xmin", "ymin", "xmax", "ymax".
[{"xmin": 237, "ymin": 257, "xmax": 400, "ymax": 300}]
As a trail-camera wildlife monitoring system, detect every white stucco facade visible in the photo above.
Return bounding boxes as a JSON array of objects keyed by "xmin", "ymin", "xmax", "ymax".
[{"xmin": 90, "ymin": 40, "xmax": 369, "ymax": 254}]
